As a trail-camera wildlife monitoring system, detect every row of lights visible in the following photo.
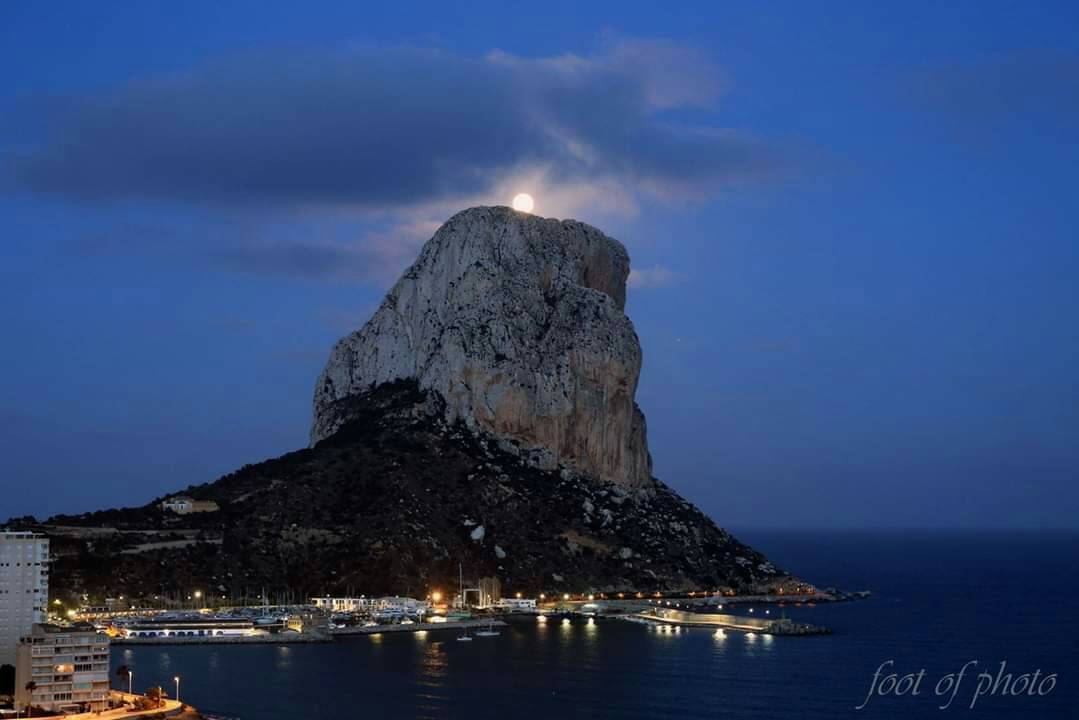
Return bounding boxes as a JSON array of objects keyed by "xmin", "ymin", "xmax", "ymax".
[{"xmin": 119, "ymin": 671, "xmax": 183, "ymax": 706}]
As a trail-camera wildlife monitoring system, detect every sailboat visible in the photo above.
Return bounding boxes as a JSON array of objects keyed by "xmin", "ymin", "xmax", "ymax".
[
  {"xmin": 475, "ymin": 620, "xmax": 500, "ymax": 638},
  {"xmin": 456, "ymin": 563, "xmax": 473, "ymax": 642}
]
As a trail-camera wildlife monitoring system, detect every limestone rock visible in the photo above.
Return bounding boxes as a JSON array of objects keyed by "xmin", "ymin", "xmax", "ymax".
[{"xmin": 312, "ymin": 206, "xmax": 653, "ymax": 487}]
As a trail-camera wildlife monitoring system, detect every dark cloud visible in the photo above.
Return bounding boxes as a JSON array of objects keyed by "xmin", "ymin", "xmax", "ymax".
[
  {"xmin": 6, "ymin": 39, "xmax": 780, "ymax": 210},
  {"xmin": 77, "ymin": 218, "xmax": 425, "ymax": 284}
]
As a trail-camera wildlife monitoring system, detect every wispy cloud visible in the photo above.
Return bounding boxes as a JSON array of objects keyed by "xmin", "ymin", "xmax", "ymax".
[{"xmin": 628, "ymin": 264, "xmax": 681, "ymax": 289}]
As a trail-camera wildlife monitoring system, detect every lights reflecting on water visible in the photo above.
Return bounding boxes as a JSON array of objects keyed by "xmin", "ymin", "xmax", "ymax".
[
  {"xmin": 116, "ymin": 617, "xmax": 787, "ymax": 719},
  {"xmin": 275, "ymin": 645, "xmax": 292, "ymax": 670}
]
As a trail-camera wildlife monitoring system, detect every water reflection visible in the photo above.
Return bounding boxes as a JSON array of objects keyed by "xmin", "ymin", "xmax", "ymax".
[
  {"xmin": 419, "ymin": 640, "xmax": 447, "ymax": 681},
  {"xmin": 156, "ymin": 651, "xmax": 173, "ymax": 673},
  {"xmin": 275, "ymin": 645, "xmax": 291, "ymax": 671},
  {"xmin": 415, "ymin": 639, "xmax": 449, "ymax": 719}
]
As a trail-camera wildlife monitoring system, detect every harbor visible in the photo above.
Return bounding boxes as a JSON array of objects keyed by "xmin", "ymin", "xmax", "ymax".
[{"xmin": 89, "ymin": 580, "xmax": 853, "ymax": 646}]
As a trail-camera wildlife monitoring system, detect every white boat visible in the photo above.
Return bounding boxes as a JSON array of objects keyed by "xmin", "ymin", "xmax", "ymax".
[
  {"xmin": 454, "ymin": 562, "xmax": 478, "ymax": 641},
  {"xmin": 474, "ymin": 621, "xmax": 500, "ymax": 637}
]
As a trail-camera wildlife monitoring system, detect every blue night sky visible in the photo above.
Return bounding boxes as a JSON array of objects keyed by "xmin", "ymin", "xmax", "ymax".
[{"xmin": 1, "ymin": 2, "xmax": 1077, "ymax": 528}]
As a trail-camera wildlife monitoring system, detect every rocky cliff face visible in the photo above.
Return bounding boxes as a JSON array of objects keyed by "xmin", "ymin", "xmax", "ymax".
[{"xmin": 313, "ymin": 206, "xmax": 653, "ymax": 488}]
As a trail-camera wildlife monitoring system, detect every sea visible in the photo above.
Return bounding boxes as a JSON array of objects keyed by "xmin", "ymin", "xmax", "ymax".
[{"xmin": 111, "ymin": 530, "xmax": 1078, "ymax": 719}]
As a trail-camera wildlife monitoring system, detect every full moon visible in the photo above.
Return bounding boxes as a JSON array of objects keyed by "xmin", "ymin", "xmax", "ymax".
[{"xmin": 512, "ymin": 193, "xmax": 534, "ymax": 213}]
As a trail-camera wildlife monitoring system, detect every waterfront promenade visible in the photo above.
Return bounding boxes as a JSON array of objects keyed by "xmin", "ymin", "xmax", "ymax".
[
  {"xmin": 60, "ymin": 693, "xmax": 185, "ymax": 720},
  {"xmin": 113, "ymin": 630, "xmax": 330, "ymax": 645}
]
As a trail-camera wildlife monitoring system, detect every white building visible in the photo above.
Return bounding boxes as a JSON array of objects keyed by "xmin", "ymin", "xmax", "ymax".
[
  {"xmin": 495, "ymin": 598, "xmax": 538, "ymax": 611},
  {"xmin": 0, "ymin": 531, "xmax": 49, "ymax": 667},
  {"xmin": 116, "ymin": 616, "xmax": 264, "ymax": 638},
  {"xmin": 160, "ymin": 496, "xmax": 219, "ymax": 514},
  {"xmin": 15, "ymin": 623, "xmax": 110, "ymax": 714},
  {"xmin": 311, "ymin": 596, "xmax": 430, "ymax": 616}
]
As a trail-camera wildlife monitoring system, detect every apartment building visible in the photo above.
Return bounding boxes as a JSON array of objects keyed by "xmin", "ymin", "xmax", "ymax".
[
  {"xmin": 0, "ymin": 530, "xmax": 49, "ymax": 667},
  {"xmin": 15, "ymin": 623, "xmax": 111, "ymax": 714}
]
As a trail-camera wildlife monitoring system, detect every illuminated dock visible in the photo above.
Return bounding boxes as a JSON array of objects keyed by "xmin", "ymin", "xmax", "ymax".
[{"xmin": 631, "ymin": 609, "xmax": 831, "ymax": 636}]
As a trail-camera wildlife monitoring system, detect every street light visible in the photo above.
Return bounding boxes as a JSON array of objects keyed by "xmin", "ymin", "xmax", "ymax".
[{"xmin": 174, "ymin": 676, "xmax": 180, "ymax": 705}]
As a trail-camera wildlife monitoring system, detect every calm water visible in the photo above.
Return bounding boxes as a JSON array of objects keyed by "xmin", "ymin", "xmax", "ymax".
[{"xmin": 112, "ymin": 531, "xmax": 1078, "ymax": 719}]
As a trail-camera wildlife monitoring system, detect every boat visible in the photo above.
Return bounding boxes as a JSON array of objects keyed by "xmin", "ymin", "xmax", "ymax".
[
  {"xmin": 454, "ymin": 563, "xmax": 476, "ymax": 640},
  {"xmin": 474, "ymin": 621, "xmax": 500, "ymax": 637}
]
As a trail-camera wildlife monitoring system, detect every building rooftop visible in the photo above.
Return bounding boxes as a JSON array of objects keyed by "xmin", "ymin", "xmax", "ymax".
[
  {"xmin": 0, "ymin": 530, "xmax": 47, "ymax": 538},
  {"xmin": 31, "ymin": 622, "xmax": 99, "ymax": 635}
]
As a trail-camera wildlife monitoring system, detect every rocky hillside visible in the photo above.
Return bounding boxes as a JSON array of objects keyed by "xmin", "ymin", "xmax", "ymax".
[
  {"xmin": 11, "ymin": 206, "xmax": 807, "ymax": 602},
  {"xmin": 30, "ymin": 381, "xmax": 799, "ymax": 601}
]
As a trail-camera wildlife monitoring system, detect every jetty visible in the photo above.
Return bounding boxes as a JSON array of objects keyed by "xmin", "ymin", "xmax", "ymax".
[{"xmin": 631, "ymin": 609, "xmax": 831, "ymax": 636}]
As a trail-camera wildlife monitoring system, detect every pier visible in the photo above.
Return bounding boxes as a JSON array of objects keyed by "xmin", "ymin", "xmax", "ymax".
[{"xmin": 630, "ymin": 609, "xmax": 831, "ymax": 635}]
